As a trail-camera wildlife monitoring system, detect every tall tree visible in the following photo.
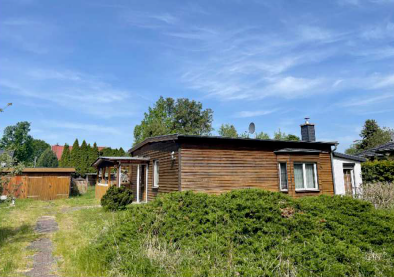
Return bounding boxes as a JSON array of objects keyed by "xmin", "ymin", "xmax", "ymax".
[
  {"xmin": 70, "ymin": 139, "xmax": 80, "ymax": 173},
  {"xmin": 59, "ymin": 144, "xmax": 71, "ymax": 167},
  {"xmin": 218, "ymin": 124, "xmax": 238, "ymax": 138},
  {"xmin": 87, "ymin": 143, "xmax": 99, "ymax": 173},
  {"xmin": 37, "ymin": 148, "xmax": 58, "ymax": 168},
  {"xmin": 32, "ymin": 139, "xmax": 51, "ymax": 163},
  {"xmin": 274, "ymin": 129, "xmax": 300, "ymax": 141},
  {"xmin": 133, "ymin": 97, "xmax": 213, "ymax": 145},
  {"xmin": 0, "ymin": 121, "xmax": 34, "ymax": 163},
  {"xmin": 79, "ymin": 140, "xmax": 89, "ymax": 176},
  {"xmin": 345, "ymin": 119, "xmax": 393, "ymax": 154}
]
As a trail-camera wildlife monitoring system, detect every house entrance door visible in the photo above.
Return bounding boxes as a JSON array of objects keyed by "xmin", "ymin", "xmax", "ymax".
[{"xmin": 343, "ymin": 169, "xmax": 353, "ymax": 195}]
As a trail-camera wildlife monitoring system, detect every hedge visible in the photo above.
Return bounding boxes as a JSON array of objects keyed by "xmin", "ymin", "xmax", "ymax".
[{"xmin": 362, "ymin": 160, "xmax": 394, "ymax": 183}]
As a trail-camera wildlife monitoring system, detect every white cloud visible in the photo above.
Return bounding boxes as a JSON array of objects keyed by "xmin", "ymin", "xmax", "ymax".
[
  {"xmin": 233, "ymin": 109, "xmax": 277, "ymax": 118},
  {"xmin": 340, "ymin": 93, "xmax": 394, "ymax": 107},
  {"xmin": 42, "ymin": 120, "xmax": 123, "ymax": 136}
]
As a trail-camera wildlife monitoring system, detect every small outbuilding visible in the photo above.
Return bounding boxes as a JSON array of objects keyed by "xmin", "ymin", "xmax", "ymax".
[
  {"xmin": 332, "ymin": 152, "xmax": 365, "ymax": 196},
  {"xmin": 1, "ymin": 168, "xmax": 75, "ymax": 200}
]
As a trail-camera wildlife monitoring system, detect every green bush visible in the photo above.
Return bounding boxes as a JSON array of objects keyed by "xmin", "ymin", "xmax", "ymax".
[
  {"xmin": 362, "ymin": 160, "xmax": 394, "ymax": 183},
  {"xmin": 86, "ymin": 189, "xmax": 394, "ymax": 276},
  {"xmin": 100, "ymin": 186, "xmax": 133, "ymax": 211}
]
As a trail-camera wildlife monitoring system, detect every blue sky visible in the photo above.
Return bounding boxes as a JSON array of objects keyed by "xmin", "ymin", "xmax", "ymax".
[{"xmin": 0, "ymin": 0, "xmax": 393, "ymax": 151}]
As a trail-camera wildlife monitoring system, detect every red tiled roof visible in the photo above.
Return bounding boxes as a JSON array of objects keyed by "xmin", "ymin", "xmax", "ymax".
[{"xmin": 51, "ymin": 145, "xmax": 106, "ymax": 160}]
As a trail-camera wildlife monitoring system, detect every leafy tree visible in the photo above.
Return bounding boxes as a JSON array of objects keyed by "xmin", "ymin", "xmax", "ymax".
[
  {"xmin": 70, "ymin": 139, "xmax": 81, "ymax": 173},
  {"xmin": 345, "ymin": 119, "xmax": 393, "ymax": 155},
  {"xmin": 133, "ymin": 97, "xmax": 213, "ymax": 145},
  {"xmin": 274, "ymin": 129, "xmax": 300, "ymax": 141},
  {"xmin": 101, "ymin": 147, "xmax": 128, "ymax": 157},
  {"xmin": 218, "ymin": 124, "xmax": 238, "ymax": 138},
  {"xmin": 0, "ymin": 121, "xmax": 34, "ymax": 163},
  {"xmin": 240, "ymin": 131, "xmax": 270, "ymax": 139},
  {"xmin": 59, "ymin": 144, "xmax": 71, "ymax": 167},
  {"xmin": 0, "ymin": 152, "xmax": 24, "ymax": 200},
  {"xmin": 36, "ymin": 148, "xmax": 58, "ymax": 168},
  {"xmin": 32, "ymin": 139, "xmax": 51, "ymax": 162},
  {"xmin": 256, "ymin": 131, "xmax": 270, "ymax": 139}
]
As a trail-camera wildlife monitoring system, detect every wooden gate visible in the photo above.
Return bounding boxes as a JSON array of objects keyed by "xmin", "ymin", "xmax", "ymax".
[{"xmin": 27, "ymin": 175, "xmax": 70, "ymax": 200}]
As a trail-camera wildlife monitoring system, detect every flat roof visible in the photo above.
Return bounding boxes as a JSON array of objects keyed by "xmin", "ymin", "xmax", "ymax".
[
  {"xmin": 333, "ymin": 152, "xmax": 366, "ymax": 162},
  {"xmin": 92, "ymin": 156, "xmax": 151, "ymax": 168},
  {"xmin": 129, "ymin": 134, "xmax": 338, "ymax": 153}
]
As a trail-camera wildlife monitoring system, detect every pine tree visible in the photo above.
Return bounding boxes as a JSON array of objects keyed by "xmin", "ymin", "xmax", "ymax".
[
  {"xmin": 88, "ymin": 143, "xmax": 99, "ymax": 173},
  {"xmin": 59, "ymin": 144, "xmax": 71, "ymax": 167},
  {"xmin": 118, "ymin": 147, "xmax": 126, "ymax": 156},
  {"xmin": 79, "ymin": 140, "xmax": 89, "ymax": 177},
  {"xmin": 70, "ymin": 139, "xmax": 81, "ymax": 175}
]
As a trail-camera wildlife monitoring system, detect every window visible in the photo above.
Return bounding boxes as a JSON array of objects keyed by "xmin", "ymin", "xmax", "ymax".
[
  {"xmin": 153, "ymin": 160, "xmax": 159, "ymax": 188},
  {"xmin": 278, "ymin": 163, "xmax": 288, "ymax": 191},
  {"xmin": 294, "ymin": 163, "xmax": 318, "ymax": 191}
]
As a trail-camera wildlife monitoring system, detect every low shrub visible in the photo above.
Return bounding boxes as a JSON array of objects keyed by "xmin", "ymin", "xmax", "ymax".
[
  {"xmin": 86, "ymin": 189, "xmax": 394, "ymax": 276},
  {"xmin": 100, "ymin": 186, "xmax": 133, "ymax": 211},
  {"xmin": 356, "ymin": 182, "xmax": 394, "ymax": 209},
  {"xmin": 362, "ymin": 160, "xmax": 394, "ymax": 183}
]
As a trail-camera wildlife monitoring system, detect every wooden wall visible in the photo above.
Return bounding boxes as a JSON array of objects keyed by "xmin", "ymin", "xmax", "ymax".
[
  {"xmin": 276, "ymin": 153, "xmax": 334, "ymax": 197},
  {"xmin": 2, "ymin": 172, "xmax": 71, "ymax": 200},
  {"xmin": 180, "ymin": 142, "xmax": 334, "ymax": 196},
  {"xmin": 131, "ymin": 141, "xmax": 180, "ymax": 202}
]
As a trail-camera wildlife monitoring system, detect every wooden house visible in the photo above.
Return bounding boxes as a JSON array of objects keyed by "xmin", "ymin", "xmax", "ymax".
[{"xmin": 93, "ymin": 121, "xmax": 338, "ymax": 202}]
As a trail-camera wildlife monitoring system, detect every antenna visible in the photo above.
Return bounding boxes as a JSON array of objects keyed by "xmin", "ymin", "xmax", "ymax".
[{"xmin": 248, "ymin": 122, "xmax": 255, "ymax": 135}]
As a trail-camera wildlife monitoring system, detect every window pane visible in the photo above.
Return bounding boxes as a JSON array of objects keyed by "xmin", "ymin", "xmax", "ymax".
[
  {"xmin": 280, "ymin": 163, "xmax": 288, "ymax": 190},
  {"xmin": 294, "ymin": 164, "xmax": 304, "ymax": 189},
  {"xmin": 305, "ymin": 164, "xmax": 315, "ymax": 189}
]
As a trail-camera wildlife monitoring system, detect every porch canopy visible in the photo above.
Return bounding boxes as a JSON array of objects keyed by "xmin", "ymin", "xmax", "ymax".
[{"xmin": 92, "ymin": 156, "xmax": 150, "ymax": 200}]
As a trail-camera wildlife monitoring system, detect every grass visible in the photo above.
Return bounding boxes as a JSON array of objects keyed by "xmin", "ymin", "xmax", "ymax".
[{"xmin": 0, "ymin": 186, "xmax": 111, "ymax": 277}]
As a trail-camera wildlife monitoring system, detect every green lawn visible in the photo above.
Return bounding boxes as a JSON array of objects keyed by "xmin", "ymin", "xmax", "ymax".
[{"xmin": 0, "ymin": 186, "xmax": 112, "ymax": 277}]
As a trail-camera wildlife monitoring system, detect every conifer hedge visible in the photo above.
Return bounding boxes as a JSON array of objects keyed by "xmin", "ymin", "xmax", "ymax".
[{"xmin": 362, "ymin": 160, "xmax": 394, "ymax": 183}]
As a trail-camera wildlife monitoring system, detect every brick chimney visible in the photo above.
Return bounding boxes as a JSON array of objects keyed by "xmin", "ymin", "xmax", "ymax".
[{"xmin": 301, "ymin": 117, "xmax": 316, "ymax": 142}]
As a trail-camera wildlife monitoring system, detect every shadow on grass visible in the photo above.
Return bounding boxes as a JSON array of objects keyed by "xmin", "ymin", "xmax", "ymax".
[{"xmin": 0, "ymin": 224, "xmax": 34, "ymax": 248}]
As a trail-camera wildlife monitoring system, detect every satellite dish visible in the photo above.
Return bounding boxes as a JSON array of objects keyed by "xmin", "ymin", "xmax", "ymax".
[{"xmin": 248, "ymin": 122, "xmax": 255, "ymax": 134}]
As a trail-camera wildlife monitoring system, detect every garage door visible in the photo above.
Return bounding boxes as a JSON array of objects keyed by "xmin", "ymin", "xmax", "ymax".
[{"xmin": 27, "ymin": 176, "xmax": 70, "ymax": 200}]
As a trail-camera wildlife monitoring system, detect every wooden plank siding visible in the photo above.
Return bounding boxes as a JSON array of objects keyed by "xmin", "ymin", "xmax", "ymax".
[
  {"xmin": 180, "ymin": 142, "xmax": 334, "ymax": 196},
  {"xmin": 3, "ymin": 172, "xmax": 72, "ymax": 200},
  {"xmin": 131, "ymin": 141, "xmax": 180, "ymax": 202}
]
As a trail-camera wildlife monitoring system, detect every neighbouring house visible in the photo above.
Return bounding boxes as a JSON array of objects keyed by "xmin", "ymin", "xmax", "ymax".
[
  {"xmin": 332, "ymin": 152, "xmax": 365, "ymax": 196},
  {"xmin": 93, "ymin": 120, "xmax": 339, "ymax": 202},
  {"xmin": 51, "ymin": 144, "xmax": 106, "ymax": 160},
  {"xmin": 356, "ymin": 140, "xmax": 394, "ymax": 160},
  {"xmin": 1, "ymin": 168, "xmax": 75, "ymax": 200}
]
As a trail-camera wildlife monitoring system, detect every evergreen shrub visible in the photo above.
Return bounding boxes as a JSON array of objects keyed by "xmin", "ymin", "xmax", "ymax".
[
  {"xmin": 85, "ymin": 189, "xmax": 394, "ymax": 276},
  {"xmin": 101, "ymin": 186, "xmax": 133, "ymax": 211},
  {"xmin": 362, "ymin": 160, "xmax": 394, "ymax": 183}
]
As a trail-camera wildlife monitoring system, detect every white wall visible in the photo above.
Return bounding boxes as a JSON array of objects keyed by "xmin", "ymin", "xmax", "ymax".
[{"xmin": 333, "ymin": 157, "xmax": 363, "ymax": 195}]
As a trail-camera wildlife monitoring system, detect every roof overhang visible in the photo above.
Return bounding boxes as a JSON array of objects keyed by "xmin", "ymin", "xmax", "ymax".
[
  {"xmin": 333, "ymin": 152, "xmax": 366, "ymax": 162},
  {"xmin": 92, "ymin": 156, "xmax": 150, "ymax": 168},
  {"xmin": 129, "ymin": 134, "xmax": 338, "ymax": 154},
  {"xmin": 274, "ymin": 148, "xmax": 322, "ymax": 154}
]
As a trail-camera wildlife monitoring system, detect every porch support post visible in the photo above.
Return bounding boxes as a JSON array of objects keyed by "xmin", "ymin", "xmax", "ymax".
[
  {"xmin": 117, "ymin": 163, "xmax": 122, "ymax": 188},
  {"xmin": 136, "ymin": 165, "xmax": 140, "ymax": 203},
  {"xmin": 145, "ymin": 164, "xmax": 148, "ymax": 203}
]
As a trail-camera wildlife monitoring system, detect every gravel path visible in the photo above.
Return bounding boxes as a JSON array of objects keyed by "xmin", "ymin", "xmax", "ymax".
[{"xmin": 26, "ymin": 216, "xmax": 59, "ymax": 277}]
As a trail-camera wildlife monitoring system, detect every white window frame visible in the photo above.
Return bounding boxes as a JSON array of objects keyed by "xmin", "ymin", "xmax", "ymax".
[
  {"xmin": 153, "ymin": 160, "xmax": 159, "ymax": 188},
  {"xmin": 278, "ymin": 162, "xmax": 288, "ymax": 192},
  {"xmin": 294, "ymin": 162, "xmax": 319, "ymax": 192}
]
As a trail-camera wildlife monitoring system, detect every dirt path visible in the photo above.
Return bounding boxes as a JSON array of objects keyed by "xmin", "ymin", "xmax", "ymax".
[{"xmin": 26, "ymin": 216, "xmax": 59, "ymax": 277}]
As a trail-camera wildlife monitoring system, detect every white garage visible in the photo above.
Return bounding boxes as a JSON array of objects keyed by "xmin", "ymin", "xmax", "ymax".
[{"xmin": 332, "ymin": 152, "xmax": 366, "ymax": 196}]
